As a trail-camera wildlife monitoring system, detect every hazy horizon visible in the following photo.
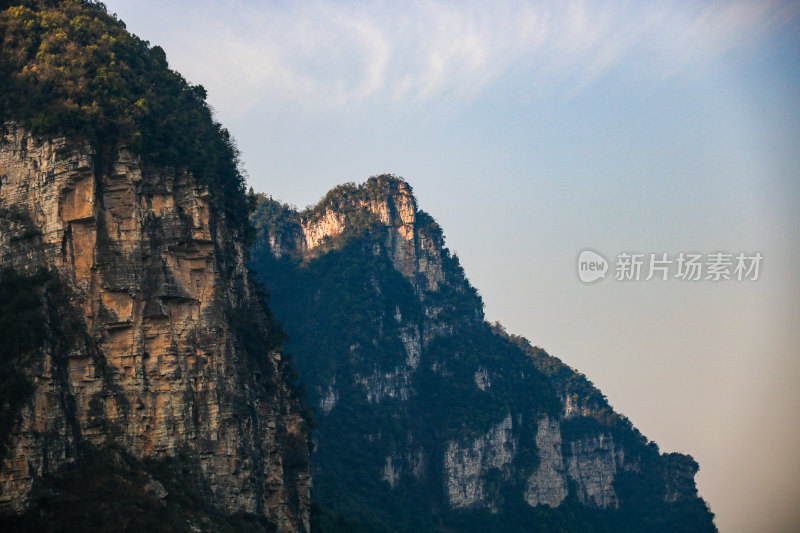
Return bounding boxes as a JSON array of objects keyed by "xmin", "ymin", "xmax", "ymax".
[{"xmin": 104, "ymin": 1, "xmax": 800, "ymax": 531}]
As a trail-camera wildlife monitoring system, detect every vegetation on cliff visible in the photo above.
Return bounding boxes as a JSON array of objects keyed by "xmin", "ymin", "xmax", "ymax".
[
  {"xmin": 0, "ymin": 0, "xmax": 249, "ymax": 227},
  {"xmin": 0, "ymin": 267, "xmax": 48, "ymax": 457}
]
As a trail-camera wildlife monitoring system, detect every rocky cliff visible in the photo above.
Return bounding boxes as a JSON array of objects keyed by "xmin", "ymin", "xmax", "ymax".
[
  {"xmin": 0, "ymin": 123, "xmax": 310, "ymax": 531},
  {"xmin": 0, "ymin": 1, "xmax": 311, "ymax": 528},
  {"xmin": 250, "ymin": 175, "xmax": 716, "ymax": 532}
]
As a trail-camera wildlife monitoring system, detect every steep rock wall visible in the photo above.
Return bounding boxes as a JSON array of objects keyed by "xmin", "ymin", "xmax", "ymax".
[
  {"xmin": 444, "ymin": 414, "xmax": 516, "ymax": 510},
  {"xmin": 524, "ymin": 415, "xmax": 568, "ymax": 507},
  {"xmin": 298, "ymin": 179, "xmax": 444, "ymax": 293},
  {"xmin": 0, "ymin": 124, "xmax": 310, "ymax": 532}
]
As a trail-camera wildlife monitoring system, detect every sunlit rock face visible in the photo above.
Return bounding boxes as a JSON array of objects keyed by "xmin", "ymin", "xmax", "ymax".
[
  {"xmin": 0, "ymin": 124, "xmax": 310, "ymax": 532},
  {"xmin": 298, "ymin": 178, "xmax": 445, "ymax": 293}
]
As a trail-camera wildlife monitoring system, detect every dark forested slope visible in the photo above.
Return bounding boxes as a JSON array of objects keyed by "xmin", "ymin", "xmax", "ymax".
[{"xmin": 250, "ymin": 175, "xmax": 716, "ymax": 533}]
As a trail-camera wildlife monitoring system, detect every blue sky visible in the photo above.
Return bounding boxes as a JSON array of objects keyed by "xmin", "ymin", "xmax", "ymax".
[{"xmin": 104, "ymin": 1, "xmax": 800, "ymax": 531}]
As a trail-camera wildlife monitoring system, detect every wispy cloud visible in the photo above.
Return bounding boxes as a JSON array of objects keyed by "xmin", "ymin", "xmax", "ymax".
[{"xmin": 114, "ymin": 0, "xmax": 799, "ymax": 113}]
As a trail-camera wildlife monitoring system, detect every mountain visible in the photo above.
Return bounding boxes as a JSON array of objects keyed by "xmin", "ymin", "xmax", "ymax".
[
  {"xmin": 249, "ymin": 175, "xmax": 717, "ymax": 532},
  {"xmin": 0, "ymin": 1, "xmax": 717, "ymax": 531},
  {"xmin": 0, "ymin": 1, "xmax": 309, "ymax": 531}
]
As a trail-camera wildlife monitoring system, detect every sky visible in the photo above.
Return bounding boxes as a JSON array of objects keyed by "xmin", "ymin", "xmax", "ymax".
[{"xmin": 103, "ymin": 1, "xmax": 800, "ymax": 531}]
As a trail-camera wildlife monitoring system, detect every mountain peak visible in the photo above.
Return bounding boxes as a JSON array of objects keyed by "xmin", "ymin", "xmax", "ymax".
[
  {"xmin": 365, "ymin": 173, "xmax": 415, "ymax": 196},
  {"xmin": 256, "ymin": 175, "xmax": 457, "ymax": 292},
  {"xmin": 300, "ymin": 173, "xmax": 417, "ymax": 230},
  {"xmin": 252, "ymin": 174, "xmax": 485, "ymax": 326},
  {"xmin": 0, "ymin": 0, "xmax": 249, "ymax": 229}
]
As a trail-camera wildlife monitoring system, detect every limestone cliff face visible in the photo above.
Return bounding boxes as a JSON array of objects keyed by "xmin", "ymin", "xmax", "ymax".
[
  {"xmin": 524, "ymin": 415, "xmax": 568, "ymax": 507},
  {"xmin": 0, "ymin": 124, "xmax": 310, "ymax": 531},
  {"xmin": 261, "ymin": 177, "xmax": 448, "ymax": 299},
  {"xmin": 440, "ymin": 412, "xmax": 629, "ymax": 512},
  {"xmin": 299, "ymin": 180, "xmax": 444, "ymax": 293},
  {"xmin": 444, "ymin": 414, "xmax": 515, "ymax": 511},
  {"xmin": 520, "ymin": 416, "xmax": 627, "ymax": 510}
]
